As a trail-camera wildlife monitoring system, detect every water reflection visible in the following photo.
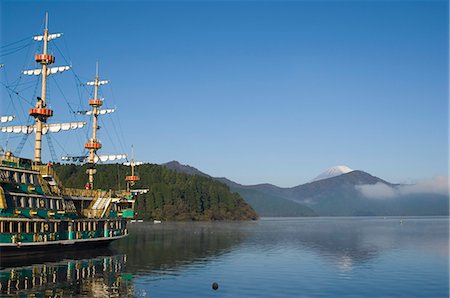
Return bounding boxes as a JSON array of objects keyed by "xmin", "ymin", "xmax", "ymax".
[
  {"xmin": 0, "ymin": 218, "xmax": 447, "ymax": 297},
  {"xmin": 0, "ymin": 250, "xmax": 133, "ymax": 297},
  {"xmin": 112, "ymin": 221, "xmax": 251, "ymax": 274},
  {"xmin": 248, "ymin": 217, "xmax": 449, "ymax": 271}
]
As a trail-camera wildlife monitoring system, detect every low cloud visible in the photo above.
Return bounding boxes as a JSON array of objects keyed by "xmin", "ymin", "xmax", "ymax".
[
  {"xmin": 355, "ymin": 176, "xmax": 449, "ymax": 199},
  {"xmin": 355, "ymin": 183, "xmax": 397, "ymax": 199}
]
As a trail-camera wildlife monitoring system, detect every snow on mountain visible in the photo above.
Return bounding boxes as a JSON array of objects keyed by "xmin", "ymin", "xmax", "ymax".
[{"xmin": 311, "ymin": 166, "xmax": 354, "ymax": 182}]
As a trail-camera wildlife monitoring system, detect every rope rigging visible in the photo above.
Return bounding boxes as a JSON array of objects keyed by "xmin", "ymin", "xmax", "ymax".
[{"xmin": 1, "ymin": 31, "xmax": 129, "ymax": 165}]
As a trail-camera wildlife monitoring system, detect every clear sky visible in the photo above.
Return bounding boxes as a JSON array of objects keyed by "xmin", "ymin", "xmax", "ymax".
[{"xmin": 1, "ymin": 0, "xmax": 448, "ymax": 187}]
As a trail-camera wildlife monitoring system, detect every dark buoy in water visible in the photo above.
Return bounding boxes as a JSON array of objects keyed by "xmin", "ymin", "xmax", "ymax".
[{"xmin": 212, "ymin": 282, "xmax": 219, "ymax": 290}]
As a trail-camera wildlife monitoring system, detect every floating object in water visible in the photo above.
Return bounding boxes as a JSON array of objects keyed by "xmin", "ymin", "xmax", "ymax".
[
  {"xmin": 212, "ymin": 282, "xmax": 219, "ymax": 290},
  {"xmin": 154, "ymin": 220, "xmax": 162, "ymax": 224}
]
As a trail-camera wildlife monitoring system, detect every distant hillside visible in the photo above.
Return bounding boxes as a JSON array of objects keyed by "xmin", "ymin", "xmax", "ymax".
[
  {"xmin": 215, "ymin": 178, "xmax": 316, "ymax": 217},
  {"xmin": 160, "ymin": 162, "xmax": 316, "ymax": 217},
  {"xmin": 53, "ymin": 163, "xmax": 258, "ymax": 221},
  {"xmin": 162, "ymin": 161, "xmax": 210, "ymax": 177},
  {"xmin": 245, "ymin": 171, "xmax": 448, "ymax": 216},
  {"xmin": 160, "ymin": 161, "xmax": 449, "ymax": 217}
]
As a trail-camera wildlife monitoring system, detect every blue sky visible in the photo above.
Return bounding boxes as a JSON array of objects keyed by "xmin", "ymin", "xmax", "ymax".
[{"xmin": 1, "ymin": 0, "xmax": 448, "ymax": 187}]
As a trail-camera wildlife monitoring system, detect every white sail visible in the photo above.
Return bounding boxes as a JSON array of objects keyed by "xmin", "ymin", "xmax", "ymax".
[
  {"xmin": 43, "ymin": 122, "xmax": 86, "ymax": 134},
  {"xmin": 0, "ymin": 115, "xmax": 15, "ymax": 123},
  {"xmin": 77, "ymin": 108, "xmax": 115, "ymax": 115},
  {"xmin": 123, "ymin": 161, "xmax": 144, "ymax": 166},
  {"xmin": 61, "ymin": 153, "xmax": 127, "ymax": 163},
  {"xmin": 86, "ymin": 80, "xmax": 109, "ymax": 86},
  {"xmin": 23, "ymin": 65, "xmax": 71, "ymax": 76},
  {"xmin": 0, "ymin": 125, "xmax": 33, "ymax": 134},
  {"xmin": 61, "ymin": 155, "xmax": 87, "ymax": 162},
  {"xmin": 94, "ymin": 154, "xmax": 127, "ymax": 163},
  {"xmin": 0, "ymin": 122, "xmax": 86, "ymax": 134},
  {"xmin": 131, "ymin": 189, "xmax": 149, "ymax": 195},
  {"xmin": 33, "ymin": 33, "xmax": 63, "ymax": 41}
]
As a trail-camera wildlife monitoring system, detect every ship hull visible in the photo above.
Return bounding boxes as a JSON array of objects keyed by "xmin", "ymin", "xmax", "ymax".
[{"xmin": 0, "ymin": 234, "xmax": 127, "ymax": 258}]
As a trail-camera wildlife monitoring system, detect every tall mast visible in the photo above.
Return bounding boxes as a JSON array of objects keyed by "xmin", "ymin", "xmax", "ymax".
[
  {"xmin": 30, "ymin": 13, "xmax": 54, "ymax": 163},
  {"xmin": 1, "ymin": 15, "xmax": 83, "ymax": 157},
  {"xmin": 125, "ymin": 146, "xmax": 141, "ymax": 192},
  {"xmin": 85, "ymin": 63, "xmax": 104, "ymax": 189}
]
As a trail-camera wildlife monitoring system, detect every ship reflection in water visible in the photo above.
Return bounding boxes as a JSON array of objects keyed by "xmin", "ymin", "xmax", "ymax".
[{"xmin": 0, "ymin": 250, "xmax": 134, "ymax": 297}]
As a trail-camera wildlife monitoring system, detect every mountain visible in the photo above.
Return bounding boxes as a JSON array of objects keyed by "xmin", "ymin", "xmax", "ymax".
[
  {"xmin": 53, "ymin": 163, "xmax": 258, "ymax": 221},
  {"xmin": 216, "ymin": 178, "xmax": 317, "ymax": 217},
  {"xmin": 241, "ymin": 170, "xmax": 448, "ymax": 216},
  {"xmin": 158, "ymin": 161, "xmax": 448, "ymax": 217},
  {"xmin": 161, "ymin": 162, "xmax": 316, "ymax": 217},
  {"xmin": 162, "ymin": 161, "xmax": 210, "ymax": 177},
  {"xmin": 311, "ymin": 165, "xmax": 354, "ymax": 182}
]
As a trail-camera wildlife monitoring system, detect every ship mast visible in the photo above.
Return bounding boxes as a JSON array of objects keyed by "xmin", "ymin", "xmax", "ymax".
[
  {"xmin": 30, "ymin": 13, "xmax": 54, "ymax": 164},
  {"xmin": 0, "ymin": 14, "xmax": 85, "ymax": 159},
  {"xmin": 85, "ymin": 63, "xmax": 104, "ymax": 189},
  {"xmin": 125, "ymin": 146, "xmax": 141, "ymax": 192}
]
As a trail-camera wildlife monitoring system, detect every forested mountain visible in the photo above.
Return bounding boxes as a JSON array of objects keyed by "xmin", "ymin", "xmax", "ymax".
[
  {"xmin": 53, "ymin": 163, "xmax": 258, "ymax": 221},
  {"xmin": 163, "ymin": 161, "xmax": 317, "ymax": 217}
]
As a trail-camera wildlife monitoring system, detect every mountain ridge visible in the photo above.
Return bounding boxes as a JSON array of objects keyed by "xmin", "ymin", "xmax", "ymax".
[{"xmin": 160, "ymin": 161, "xmax": 448, "ymax": 217}]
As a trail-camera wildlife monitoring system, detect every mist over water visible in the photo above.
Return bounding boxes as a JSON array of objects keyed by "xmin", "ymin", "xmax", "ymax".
[{"xmin": 1, "ymin": 217, "xmax": 448, "ymax": 297}]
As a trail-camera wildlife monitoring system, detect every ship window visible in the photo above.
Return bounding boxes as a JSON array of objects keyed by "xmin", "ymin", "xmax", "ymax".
[
  {"xmin": 49, "ymin": 199, "xmax": 54, "ymax": 209},
  {"xmin": 0, "ymin": 221, "xmax": 3, "ymax": 233},
  {"xmin": 77, "ymin": 222, "xmax": 81, "ymax": 232},
  {"xmin": 17, "ymin": 222, "xmax": 22, "ymax": 233},
  {"xmin": 56, "ymin": 200, "xmax": 60, "ymax": 210},
  {"xmin": 11, "ymin": 222, "xmax": 18, "ymax": 233},
  {"xmin": 47, "ymin": 222, "xmax": 53, "ymax": 233},
  {"xmin": 83, "ymin": 222, "xmax": 87, "ymax": 231},
  {"xmin": 60, "ymin": 221, "xmax": 68, "ymax": 232},
  {"xmin": 26, "ymin": 221, "xmax": 30, "ymax": 233},
  {"xmin": 7, "ymin": 171, "xmax": 14, "ymax": 183}
]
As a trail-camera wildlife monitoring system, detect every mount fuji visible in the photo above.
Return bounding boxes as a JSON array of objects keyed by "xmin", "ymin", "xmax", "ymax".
[{"xmin": 311, "ymin": 166, "xmax": 354, "ymax": 182}]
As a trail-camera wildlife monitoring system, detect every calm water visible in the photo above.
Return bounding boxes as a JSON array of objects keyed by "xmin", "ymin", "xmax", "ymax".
[{"xmin": 0, "ymin": 217, "xmax": 448, "ymax": 297}]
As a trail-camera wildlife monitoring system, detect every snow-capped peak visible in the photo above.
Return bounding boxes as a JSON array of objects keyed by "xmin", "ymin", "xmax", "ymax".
[{"xmin": 311, "ymin": 166, "xmax": 354, "ymax": 182}]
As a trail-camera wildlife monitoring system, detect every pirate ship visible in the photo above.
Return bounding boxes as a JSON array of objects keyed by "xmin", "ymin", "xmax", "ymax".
[{"xmin": 0, "ymin": 15, "xmax": 141, "ymax": 257}]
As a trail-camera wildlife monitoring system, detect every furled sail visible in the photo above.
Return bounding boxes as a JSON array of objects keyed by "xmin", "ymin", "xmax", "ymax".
[
  {"xmin": 61, "ymin": 153, "xmax": 127, "ymax": 163},
  {"xmin": 0, "ymin": 115, "xmax": 15, "ymax": 123},
  {"xmin": 86, "ymin": 80, "xmax": 109, "ymax": 86},
  {"xmin": 33, "ymin": 33, "xmax": 63, "ymax": 41},
  {"xmin": 94, "ymin": 154, "xmax": 127, "ymax": 163},
  {"xmin": 123, "ymin": 161, "xmax": 143, "ymax": 166},
  {"xmin": 23, "ymin": 65, "xmax": 71, "ymax": 76},
  {"xmin": 61, "ymin": 155, "xmax": 87, "ymax": 162},
  {"xmin": 77, "ymin": 108, "xmax": 115, "ymax": 115},
  {"xmin": 0, "ymin": 122, "xmax": 86, "ymax": 134},
  {"xmin": 131, "ymin": 189, "xmax": 149, "ymax": 195}
]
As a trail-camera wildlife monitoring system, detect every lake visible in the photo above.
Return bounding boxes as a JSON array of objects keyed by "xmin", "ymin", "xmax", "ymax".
[{"xmin": 0, "ymin": 217, "xmax": 448, "ymax": 297}]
